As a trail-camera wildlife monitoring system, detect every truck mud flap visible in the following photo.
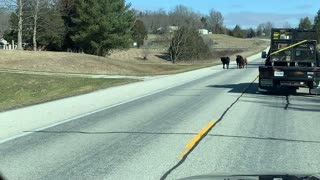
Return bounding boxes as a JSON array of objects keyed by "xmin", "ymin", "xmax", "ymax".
[{"xmin": 258, "ymin": 87, "xmax": 297, "ymax": 94}]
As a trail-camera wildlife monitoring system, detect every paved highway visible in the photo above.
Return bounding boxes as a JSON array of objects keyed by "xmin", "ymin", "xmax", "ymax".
[{"xmin": 1, "ymin": 58, "xmax": 320, "ymax": 180}]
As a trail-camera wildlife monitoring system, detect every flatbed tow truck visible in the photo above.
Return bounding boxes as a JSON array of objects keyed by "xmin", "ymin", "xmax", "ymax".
[{"xmin": 259, "ymin": 28, "xmax": 320, "ymax": 94}]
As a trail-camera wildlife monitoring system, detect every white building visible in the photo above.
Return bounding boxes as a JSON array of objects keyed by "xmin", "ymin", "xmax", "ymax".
[
  {"xmin": 168, "ymin": 26, "xmax": 179, "ymax": 33},
  {"xmin": 0, "ymin": 38, "xmax": 8, "ymax": 50},
  {"xmin": 198, "ymin": 29, "xmax": 209, "ymax": 35},
  {"xmin": 0, "ymin": 38, "xmax": 8, "ymax": 45}
]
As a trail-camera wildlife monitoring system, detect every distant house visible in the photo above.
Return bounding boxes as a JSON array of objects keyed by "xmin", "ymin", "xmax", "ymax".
[
  {"xmin": 156, "ymin": 26, "xmax": 179, "ymax": 34},
  {"xmin": 0, "ymin": 38, "xmax": 8, "ymax": 45},
  {"xmin": 168, "ymin": 26, "xmax": 179, "ymax": 33},
  {"xmin": 198, "ymin": 29, "xmax": 209, "ymax": 35},
  {"xmin": 156, "ymin": 27, "xmax": 165, "ymax": 34},
  {"xmin": 0, "ymin": 38, "xmax": 9, "ymax": 50}
]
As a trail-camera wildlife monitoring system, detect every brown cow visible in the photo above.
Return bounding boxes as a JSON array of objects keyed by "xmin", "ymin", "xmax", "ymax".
[
  {"xmin": 236, "ymin": 55, "xmax": 248, "ymax": 69},
  {"xmin": 243, "ymin": 57, "xmax": 248, "ymax": 68}
]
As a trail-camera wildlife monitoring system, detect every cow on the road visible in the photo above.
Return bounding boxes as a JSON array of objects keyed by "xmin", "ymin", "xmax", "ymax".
[
  {"xmin": 236, "ymin": 55, "xmax": 248, "ymax": 69},
  {"xmin": 220, "ymin": 56, "xmax": 230, "ymax": 69}
]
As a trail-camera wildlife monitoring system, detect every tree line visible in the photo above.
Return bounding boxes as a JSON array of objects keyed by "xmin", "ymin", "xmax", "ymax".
[
  {"xmin": 0, "ymin": 0, "xmax": 139, "ymax": 56},
  {"xmin": 137, "ymin": 6, "xmax": 225, "ymax": 34},
  {"xmin": 0, "ymin": 1, "xmax": 319, "ymax": 59}
]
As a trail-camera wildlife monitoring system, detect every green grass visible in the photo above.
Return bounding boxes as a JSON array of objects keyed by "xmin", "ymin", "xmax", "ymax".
[
  {"xmin": 147, "ymin": 34, "xmax": 158, "ymax": 41},
  {"xmin": 0, "ymin": 73, "xmax": 139, "ymax": 111}
]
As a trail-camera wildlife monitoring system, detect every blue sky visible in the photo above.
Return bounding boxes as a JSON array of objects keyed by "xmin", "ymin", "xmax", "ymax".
[{"xmin": 127, "ymin": 0, "xmax": 320, "ymax": 28}]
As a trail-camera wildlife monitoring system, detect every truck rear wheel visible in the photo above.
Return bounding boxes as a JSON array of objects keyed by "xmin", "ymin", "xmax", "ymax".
[{"xmin": 285, "ymin": 87, "xmax": 297, "ymax": 94}]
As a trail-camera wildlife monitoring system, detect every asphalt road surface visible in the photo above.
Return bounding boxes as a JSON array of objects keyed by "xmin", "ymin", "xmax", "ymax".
[{"xmin": 1, "ymin": 58, "xmax": 320, "ymax": 180}]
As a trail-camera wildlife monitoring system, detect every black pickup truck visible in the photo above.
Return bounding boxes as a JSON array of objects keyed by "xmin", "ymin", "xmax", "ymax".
[{"xmin": 259, "ymin": 28, "xmax": 320, "ymax": 94}]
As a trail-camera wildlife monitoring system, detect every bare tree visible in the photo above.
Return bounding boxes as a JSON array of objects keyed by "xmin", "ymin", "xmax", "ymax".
[
  {"xmin": 1, "ymin": 0, "xmax": 27, "ymax": 50},
  {"xmin": 207, "ymin": 9, "xmax": 224, "ymax": 33},
  {"xmin": 138, "ymin": 9, "xmax": 170, "ymax": 33},
  {"xmin": 256, "ymin": 21, "xmax": 273, "ymax": 36},
  {"xmin": 168, "ymin": 26, "xmax": 211, "ymax": 63},
  {"xmin": 16, "ymin": 0, "xmax": 65, "ymax": 51},
  {"xmin": 264, "ymin": 21, "xmax": 273, "ymax": 36},
  {"xmin": 0, "ymin": 9, "xmax": 10, "ymax": 34},
  {"xmin": 137, "ymin": 5, "xmax": 203, "ymax": 34},
  {"xmin": 142, "ymin": 48, "xmax": 150, "ymax": 60},
  {"xmin": 168, "ymin": 5, "xmax": 202, "ymax": 28},
  {"xmin": 256, "ymin": 23, "xmax": 265, "ymax": 36},
  {"xmin": 29, "ymin": 0, "xmax": 52, "ymax": 51},
  {"xmin": 17, "ymin": 0, "xmax": 23, "ymax": 49},
  {"xmin": 282, "ymin": 21, "xmax": 292, "ymax": 28},
  {"xmin": 168, "ymin": 27, "xmax": 189, "ymax": 63},
  {"xmin": 31, "ymin": 0, "xmax": 39, "ymax": 50}
]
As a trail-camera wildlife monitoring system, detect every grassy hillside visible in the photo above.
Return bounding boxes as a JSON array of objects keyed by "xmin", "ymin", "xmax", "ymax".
[
  {"xmin": 203, "ymin": 34, "xmax": 268, "ymax": 49},
  {"xmin": 0, "ymin": 50, "xmax": 214, "ymax": 76},
  {"xmin": 144, "ymin": 33, "xmax": 269, "ymax": 50}
]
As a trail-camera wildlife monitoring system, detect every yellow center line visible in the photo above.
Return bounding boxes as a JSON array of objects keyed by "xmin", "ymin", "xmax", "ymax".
[
  {"xmin": 178, "ymin": 120, "xmax": 216, "ymax": 158},
  {"xmin": 178, "ymin": 75, "xmax": 258, "ymax": 158}
]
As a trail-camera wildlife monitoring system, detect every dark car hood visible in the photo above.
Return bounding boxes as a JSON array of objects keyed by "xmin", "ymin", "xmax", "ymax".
[{"xmin": 178, "ymin": 171, "xmax": 320, "ymax": 180}]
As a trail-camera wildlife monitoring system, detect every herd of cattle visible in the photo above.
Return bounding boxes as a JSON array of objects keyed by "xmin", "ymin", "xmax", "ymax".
[{"xmin": 220, "ymin": 55, "xmax": 248, "ymax": 69}]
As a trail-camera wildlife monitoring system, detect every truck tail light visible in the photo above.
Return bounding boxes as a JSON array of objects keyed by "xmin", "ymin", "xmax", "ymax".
[{"xmin": 273, "ymin": 68, "xmax": 279, "ymax": 72}]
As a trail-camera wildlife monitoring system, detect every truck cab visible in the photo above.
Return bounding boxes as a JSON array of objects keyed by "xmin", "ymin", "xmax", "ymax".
[{"xmin": 259, "ymin": 28, "xmax": 320, "ymax": 94}]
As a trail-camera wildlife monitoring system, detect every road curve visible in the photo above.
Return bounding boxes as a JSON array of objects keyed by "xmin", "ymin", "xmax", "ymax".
[{"xmin": 1, "ymin": 57, "xmax": 320, "ymax": 180}]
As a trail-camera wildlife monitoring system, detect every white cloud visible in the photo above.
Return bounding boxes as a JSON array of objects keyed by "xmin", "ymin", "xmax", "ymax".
[
  {"xmin": 224, "ymin": 11, "xmax": 314, "ymax": 28},
  {"xmin": 296, "ymin": 4, "xmax": 312, "ymax": 9}
]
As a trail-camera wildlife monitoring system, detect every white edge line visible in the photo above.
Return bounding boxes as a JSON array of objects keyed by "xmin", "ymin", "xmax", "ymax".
[{"xmin": 0, "ymin": 73, "xmax": 215, "ymax": 144}]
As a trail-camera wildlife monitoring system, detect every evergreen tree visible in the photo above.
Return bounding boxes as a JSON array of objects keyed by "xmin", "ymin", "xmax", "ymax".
[
  {"xmin": 131, "ymin": 20, "xmax": 147, "ymax": 48},
  {"xmin": 71, "ymin": 0, "xmax": 135, "ymax": 56},
  {"xmin": 298, "ymin": 17, "xmax": 312, "ymax": 29},
  {"xmin": 314, "ymin": 9, "xmax": 320, "ymax": 41},
  {"xmin": 232, "ymin": 25, "xmax": 244, "ymax": 38},
  {"xmin": 58, "ymin": 0, "xmax": 77, "ymax": 50},
  {"xmin": 200, "ymin": 16, "xmax": 208, "ymax": 29}
]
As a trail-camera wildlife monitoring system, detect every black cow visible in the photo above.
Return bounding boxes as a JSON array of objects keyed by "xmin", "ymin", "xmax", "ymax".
[
  {"xmin": 236, "ymin": 55, "xmax": 242, "ymax": 69},
  {"xmin": 220, "ymin": 56, "xmax": 230, "ymax": 69}
]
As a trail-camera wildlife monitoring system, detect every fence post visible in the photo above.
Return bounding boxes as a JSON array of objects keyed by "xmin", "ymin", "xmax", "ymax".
[{"xmin": 12, "ymin": 40, "xmax": 15, "ymax": 50}]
